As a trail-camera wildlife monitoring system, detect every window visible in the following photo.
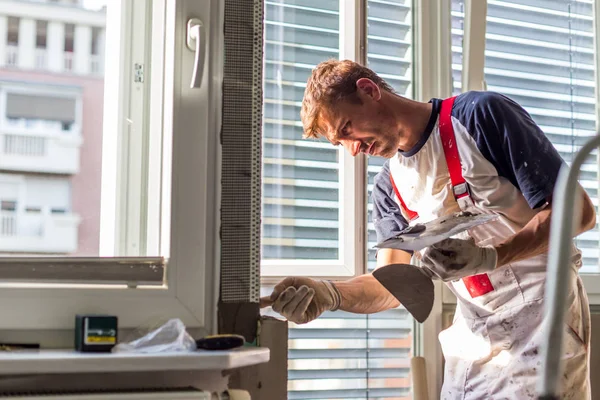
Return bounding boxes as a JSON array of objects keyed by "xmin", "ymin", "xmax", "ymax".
[
  {"xmin": 64, "ymin": 23, "xmax": 74, "ymax": 53},
  {"xmin": 35, "ymin": 20, "xmax": 47, "ymax": 48},
  {"xmin": 452, "ymin": 0, "xmax": 600, "ymax": 275},
  {"xmin": 35, "ymin": 20, "xmax": 47, "ymax": 68},
  {"xmin": 0, "ymin": 200, "xmax": 17, "ymax": 237},
  {"xmin": 286, "ymin": 308, "xmax": 413, "ymax": 399},
  {"xmin": 7, "ymin": 16, "xmax": 18, "ymax": 45},
  {"xmin": 5, "ymin": 16, "xmax": 19, "ymax": 67},
  {"xmin": 1, "ymin": 200, "xmax": 17, "ymax": 212},
  {"xmin": 261, "ymin": 0, "xmax": 416, "ymax": 398},
  {"xmin": 0, "ymin": 0, "xmax": 220, "ymax": 334},
  {"xmin": 260, "ymin": 0, "xmax": 348, "ymax": 276}
]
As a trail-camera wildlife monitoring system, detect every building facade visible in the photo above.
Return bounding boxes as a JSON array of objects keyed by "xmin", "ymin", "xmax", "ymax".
[{"xmin": 0, "ymin": 0, "xmax": 106, "ymax": 255}]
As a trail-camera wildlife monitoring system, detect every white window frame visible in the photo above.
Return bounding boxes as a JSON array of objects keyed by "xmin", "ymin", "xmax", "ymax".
[
  {"xmin": 261, "ymin": 0, "xmax": 367, "ymax": 280},
  {"xmin": 460, "ymin": 0, "xmax": 487, "ymax": 92},
  {"xmin": 0, "ymin": 0, "xmax": 223, "ymax": 333},
  {"xmin": 99, "ymin": 0, "xmax": 155, "ymax": 257}
]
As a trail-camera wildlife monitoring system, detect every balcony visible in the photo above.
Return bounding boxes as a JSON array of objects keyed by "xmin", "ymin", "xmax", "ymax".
[
  {"xmin": 90, "ymin": 54, "xmax": 102, "ymax": 74},
  {"xmin": 0, "ymin": 210, "xmax": 81, "ymax": 254},
  {"xmin": 63, "ymin": 51, "xmax": 74, "ymax": 72},
  {"xmin": 35, "ymin": 48, "xmax": 47, "ymax": 69},
  {"xmin": 0, "ymin": 124, "xmax": 82, "ymax": 175},
  {"xmin": 5, "ymin": 45, "xmax": 18, "ymax": 67}
]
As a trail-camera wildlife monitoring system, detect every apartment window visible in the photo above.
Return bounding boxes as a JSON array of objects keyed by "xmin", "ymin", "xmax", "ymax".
[
  {"xmin": 2, "ymin": 90, "xmax": 78, "ymax": 135},
  {"xmin": 36, "ymin": 20, "xmax": 47, "ymax": 48},
  {"xmin": 0, "ymin": 201, "xmax": 17, "ymax": 212},
  {"xmin": 261, "ymin": 0, "xmax": 415, "ymax": 398},
  {"xmin": 91, "ymin": 27, "xmax": 102, "ymax": 55},
  {"xmin": 7, "ymin": 17, "xmax": 18, "ymax": 45},
  {"xmin": 0, "ymin": 0, "xmax": 220, "ymax": 336},
  {"xmin": 0, "ymin": 200, "xmax": 17, "ymax": 237},
  {"xmin": 261, "ymin": 0, "xmax": 343, "ymax": 275},
  {"xmin": 64, "ymin": 23, "xmax": 75, "ymax": 53},
  {"xmin": 35, "ymin": 20, "xmax": 48, "ymax": 69}
]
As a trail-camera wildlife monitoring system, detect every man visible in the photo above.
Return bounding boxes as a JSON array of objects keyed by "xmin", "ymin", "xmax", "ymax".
[{"xmin": 261, "ymin": 59, "xmax": 595, "ymax": 399}]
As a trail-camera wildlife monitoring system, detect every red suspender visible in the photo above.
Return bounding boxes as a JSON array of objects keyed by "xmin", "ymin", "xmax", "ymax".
[
  {"xmin": 439, "ymin": 96, "xmax": 473, "ymax": 208},
  {"xmin": 390, "ymin": 96, "xmax": 473, "ymax": 219},
  {"xmin": 390, "ymin": 174, "xmax": 419, "ymax": 221}
]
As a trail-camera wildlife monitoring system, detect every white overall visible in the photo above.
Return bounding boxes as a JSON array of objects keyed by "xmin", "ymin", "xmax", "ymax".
[{"xmin": 388, "ymin": 98, "xmax": 591, "ymax": 399}]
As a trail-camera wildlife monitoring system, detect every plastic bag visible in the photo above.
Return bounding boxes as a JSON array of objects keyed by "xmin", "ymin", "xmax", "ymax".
[{"xmin": 112, "ymin": 318, "xmax": 197, "ymax": 353}]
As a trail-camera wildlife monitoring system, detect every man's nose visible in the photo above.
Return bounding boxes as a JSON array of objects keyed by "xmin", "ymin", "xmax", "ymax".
[{"xmin": 342, "ymin": 140, "xmax": 361, "ymax": 157}]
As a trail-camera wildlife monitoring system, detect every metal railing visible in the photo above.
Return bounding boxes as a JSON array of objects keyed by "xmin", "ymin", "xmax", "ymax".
[
  {"xmin": 0, "ymin": 213, "xmax": 17, "ymax": 237},
  {"xmin": 2, "ymin": 134, "xmax": 47, "ymax": 157},
  {"xmin": 35, "ymin": 48, "xmax": 47, "ymax": 69},
  {"xmin": 63, "ymin": 51, "xmax": 74, "ymax": 72},
  {"xmin": 0, "ymin": 211, "xmax": 49, "ymax": 238},
  {"xmin": 538, "ymin": 133, "xmax": 600, "ymax": 399},
  {"xmin": 90, "ymin": 54, "xmax": 102, "ymax": 74},
  {"xmin": 5, "ymin": 45, "xmax": 18, "ymax": 67}
]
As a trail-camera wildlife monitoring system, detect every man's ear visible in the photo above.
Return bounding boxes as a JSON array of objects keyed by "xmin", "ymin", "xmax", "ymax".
[{"xmin": 356, "ymin": 78, "xmax": 381, "ymax": 101}]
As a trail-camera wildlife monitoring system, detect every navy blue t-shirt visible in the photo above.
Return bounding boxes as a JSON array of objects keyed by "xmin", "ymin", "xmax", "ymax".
[{"xmin": 372, "ymin": 91, "xmax": 564, "ymax": 244}]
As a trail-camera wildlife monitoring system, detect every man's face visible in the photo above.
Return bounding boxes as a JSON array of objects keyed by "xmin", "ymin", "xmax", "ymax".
[{"xmin": 320, "ymin": 83, "xmax": 401, "ymax": 159}]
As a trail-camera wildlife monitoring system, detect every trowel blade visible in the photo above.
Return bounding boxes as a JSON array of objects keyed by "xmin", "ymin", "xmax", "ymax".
[
  {"xmin": 375, "ymin": 213, "xmax": 497, "ymax": 252},
  {"xmin": 372, "ymin": 263, "xmax": 434, "ymax": 323}
]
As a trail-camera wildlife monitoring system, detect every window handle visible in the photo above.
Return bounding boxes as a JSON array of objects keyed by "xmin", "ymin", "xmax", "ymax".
[{"xmin": 186, "ymin": 18, "xmax": 205, "ymax": 89}]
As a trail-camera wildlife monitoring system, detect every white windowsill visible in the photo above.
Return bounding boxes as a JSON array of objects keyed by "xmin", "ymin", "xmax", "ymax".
[{"xmin": 0, "ymin": 348, "xmax": 270, "ymax": 375}]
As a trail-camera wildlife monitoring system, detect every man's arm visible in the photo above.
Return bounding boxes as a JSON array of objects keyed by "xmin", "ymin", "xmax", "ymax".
[
  {"xmin": 455, "ymin": 92, "xmax": 598, "ymax": 265},
  {"xmin": 495, "ymin": 187, "xmax": 596, "ymax": 267},
  {"xmin": 334, "ymin": 248, "xmax": 411, "ymax": 313},
  {"xmin": 260, "ymin": 249, "xmax": 411, "ymax": 322},
  {"xmin": 421, "ymin": 92, "xmax": 598, "ymax": 279},
  {"xmin": 262, "ymin": 163, "xmax": 415, "ymax": 323}
]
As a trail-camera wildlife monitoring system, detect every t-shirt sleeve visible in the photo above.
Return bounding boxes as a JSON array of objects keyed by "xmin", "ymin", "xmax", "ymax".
[
  {"xmin": 372, "ymin": 161, "xmax": 409, "ymax": 243},
  {"xmin": 454, "ymin": 91, "xmax": 565, "ymax": 209}
]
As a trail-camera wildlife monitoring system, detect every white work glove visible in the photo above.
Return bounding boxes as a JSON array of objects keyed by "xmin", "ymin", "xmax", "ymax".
[
  {"xmin": 420, "ymin": 238, "xmax": 497, "ymax": 282},
  {"xmin": 260, "ymin": 277, "xmax": 341, "ymax": 324}
]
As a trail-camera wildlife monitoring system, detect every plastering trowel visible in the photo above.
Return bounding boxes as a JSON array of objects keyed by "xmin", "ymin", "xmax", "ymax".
[
  {"xmin": 372, "ymin": 263, "xmax": 434, "ymax": 323},
  {"xmin": 374, "ymin": 212, "xmax": 497, "ymax": 252},
  {"xmin": 372, "ymin": 212, "xmax": 497, "ymax": 323}
]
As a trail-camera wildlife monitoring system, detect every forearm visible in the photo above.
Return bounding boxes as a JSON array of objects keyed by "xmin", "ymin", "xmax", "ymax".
[
  {"xmin": 334, "ymin": 274, "xmax": 400, "ymax": 313},
  {"xmin": 495, "ymin": 188, "xmax": 596, "ymax": 267},
  {"xmin": 331, "ymin": 248, "xmax": 411, "ymax": 313},
  {"xmin": 495, "ymin": 207, "xmax": 552, "ymax": 267}
]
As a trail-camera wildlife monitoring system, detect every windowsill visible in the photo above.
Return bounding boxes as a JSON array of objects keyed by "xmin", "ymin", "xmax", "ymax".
[{"xmin": 0, "ymin": 347, "xmax": 270, "ymax": 375}]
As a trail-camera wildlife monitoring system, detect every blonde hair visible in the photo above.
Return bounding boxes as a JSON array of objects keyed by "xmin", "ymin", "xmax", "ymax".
[{"xmin": 300, "ymin": 59, "xmax": 394, "ymax": 139}]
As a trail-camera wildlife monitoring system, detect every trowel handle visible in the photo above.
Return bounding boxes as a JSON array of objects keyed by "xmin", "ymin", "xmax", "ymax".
[
  {"xmin": 259, "ymin": 297, "xmax": 274, "ymax": 308},
  {"xmin": 411, "ymin": 356, "xmax": 429, "ymax": 400}
]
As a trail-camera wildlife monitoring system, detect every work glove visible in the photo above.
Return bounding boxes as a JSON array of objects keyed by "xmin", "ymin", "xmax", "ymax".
[
  {"xmin": 260, "ymin": 277, "xmax": 341, "ymax": 324},
  {"xmin": 419, "ymin": 238, "xmax": 497, "ymax": 282}
]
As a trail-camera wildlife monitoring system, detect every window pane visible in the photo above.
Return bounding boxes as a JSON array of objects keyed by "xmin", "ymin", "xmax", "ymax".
[
  {"xmin": 452, "ymin": 0, "xmax": 599, "ymax": 273},
  {"xmin": 0, "ymin": 0, "xmax": 162, "ymax": 257},
  {"xmin": 261, "ymin": 0, "xmax": 341, "ymax": 261},
  {"xmin": 287, "ymin": 309, "xmax": 413, "ymax": 399},
  {"xmin": 260, "ymin": 287, "xmax": 414, "ymax": 400}
]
